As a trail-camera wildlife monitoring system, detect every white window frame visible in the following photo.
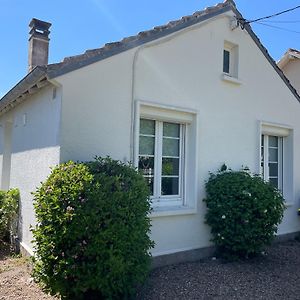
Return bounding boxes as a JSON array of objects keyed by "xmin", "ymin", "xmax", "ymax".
[
  {"xmin": 261, "ymin": 135, "xmax": 283, "ymax": 191},
  {"xmin": 134, "ymin": 100, "xmax": 198, "ymax": 214},
  {"xmin": 223, "ymin": 41, "xmax": 239, "ymax": 78},
  {"xmin": 260, "ymin": 122, "xmax": 292, "ymax": 197},
  {"xmin": 139, "ymin": 119, "xmax": 185, "ymax": 206}
]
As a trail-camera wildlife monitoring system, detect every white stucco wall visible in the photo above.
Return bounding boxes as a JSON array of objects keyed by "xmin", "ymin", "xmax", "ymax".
[
  {"xmin": 55, "ymin": 12, "xmax": 300, "ymax": 256},
  {"xmin": 0, "ymin": 85, "xmax": 61, "ymax": 251},
  {"xmin": 57, "ymin": 50, "xmax": 134, "ymax": 163},
  {"xmin": 0, "ymin": 131, "xmax": 2, "ymax": 187},
  {"xmin": 134, "ymin": 16, "xmax": 300, "ymax": 255},
  {"xmin": 0, "ymin": 125, "xmax": 6, "ymax": 188},
  {"xmin": 281, "ymin": 59, "xmax": 300, "ymax": 95}
]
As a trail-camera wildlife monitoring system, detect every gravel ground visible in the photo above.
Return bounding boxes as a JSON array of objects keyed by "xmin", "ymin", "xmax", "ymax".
[
  {"xmin": 1, "ymin": 240, "xmax": 300, "ymax": 299},
  {"xmin": 138, "ymin": 240, "xmax": 300, "ymax": 300}
]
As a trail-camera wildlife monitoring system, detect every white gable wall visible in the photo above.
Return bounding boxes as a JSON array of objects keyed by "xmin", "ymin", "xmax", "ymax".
[
  {"xmin": 0, "ymin": 131, "xmax": 3, "ymax": 187},
  {"xmin": 134, "ymin": 16, "xmax": 300, "ymax": 255},
  {"xmin": 57, "ymin": 49, "xmax": 135, "ymax": 163},
  {"xmin": 0, "ymin": 85, "xmax": 61, "ymax": 251},
  {"xmin": 53, "ymin": 13, "xmax": 300, "ymax": 256}
]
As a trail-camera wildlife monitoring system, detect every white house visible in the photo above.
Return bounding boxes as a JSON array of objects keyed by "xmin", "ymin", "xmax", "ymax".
[
  {"xmin": 278, "ymin": 48, "xmax": 300, "ymax": 94},
  {"xmin": 1, "ymin": 0, "xmax": 300, "ymax": 264}
]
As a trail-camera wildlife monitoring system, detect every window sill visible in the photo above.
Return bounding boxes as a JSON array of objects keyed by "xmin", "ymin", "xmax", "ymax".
[
  {"xmin": 285, "ymin": 201, "xmax": 294, "ymax": 208},
  {"xmin": 221, "ymin": 73, "xmax": 242, "ymax": 85},
  {"xmin": 150, "ymin": 206, "xmax": 197, "ymax": 218}
]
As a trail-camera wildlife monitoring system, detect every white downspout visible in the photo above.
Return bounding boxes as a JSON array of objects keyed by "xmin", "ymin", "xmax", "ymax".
[{"xmin": 130, "ymin": 12, "xmax": 233, "ymax": 165}]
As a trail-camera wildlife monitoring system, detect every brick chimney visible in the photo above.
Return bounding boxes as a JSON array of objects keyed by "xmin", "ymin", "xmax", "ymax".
[{"xmin": 28, "ymin": 18, "xmax": 51, "ymax": 72}]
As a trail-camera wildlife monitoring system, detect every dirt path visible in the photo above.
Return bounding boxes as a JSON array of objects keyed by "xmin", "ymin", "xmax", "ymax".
[{"xmin": 0, "ymin": 243, "xmax": 55, "ymax": 300}]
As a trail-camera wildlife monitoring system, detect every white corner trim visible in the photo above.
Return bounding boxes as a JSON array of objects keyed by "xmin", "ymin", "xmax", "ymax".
[
  {"xmin": 20, "ymin": 241, "xmax": 34, "ymax": 256},
  {"xmin": 150, "ymin": 206, "xmax": 197, "ymax": 218},
  {"xmin": 221, "ymin": 73, "xmax": 242, "ymax": 85},
  {"xmin": 284, "ymin": 201, "xmax": 294, "ymax": 208}
]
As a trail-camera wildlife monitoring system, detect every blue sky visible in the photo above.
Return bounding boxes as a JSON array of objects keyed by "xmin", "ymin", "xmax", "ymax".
[{"xmin": 1, "ymin": 0, "xmax": 300, "ymax": 97}]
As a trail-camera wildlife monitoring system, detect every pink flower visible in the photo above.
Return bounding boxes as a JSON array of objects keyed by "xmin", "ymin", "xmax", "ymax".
[{"xmin": 66, "ymin": 206, "xmax": 74, "ymax": 212}]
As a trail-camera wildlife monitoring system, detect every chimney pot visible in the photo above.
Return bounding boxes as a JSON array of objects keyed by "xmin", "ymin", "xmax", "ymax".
[{"xmin": 28, "ymin": 18, "xmax": 51, "ymax": 73}]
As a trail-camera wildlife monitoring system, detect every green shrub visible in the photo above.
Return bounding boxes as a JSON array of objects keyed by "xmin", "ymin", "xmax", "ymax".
[
  {"xmin": 0, "ymin": 188, "xmax": 19, "ymax": 242},
  {"xmin": 203, "ymin": 166, "xmax": 285, "ymax": 259},
  {"xmin": 32, "ymin": 157, "xmax": 154, "ymax": 299}
]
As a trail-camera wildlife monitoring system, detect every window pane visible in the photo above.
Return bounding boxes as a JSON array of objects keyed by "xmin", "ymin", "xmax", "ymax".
[
  {"xmin": 163, "ymin": 123, "xmax": 180, "ymax": 138},
  {"xmin": 163, "ymin": 138, "xmax": 179, "ymax": 156},
  {"xmin": 142, "ymin": 176, "xmax": 153, "ymax": 196},
  {"xmin": 140, "ymin": 119, "xmax": 155, "ymax": 135},
  {"xmin": 269, "ymin": 163, "xmax": 278, "ymax": 177},
  {"xmin": 162, "ymin": 158, "xmax": 179, "ymax": 176},
  {"xmin": 261, "ymin": 135, "xmax": 264, "ymax": 146},
  {"xmin": 269, "ymin": 148, "xmax": 278, "ymax": 162},
  {"xmin": 269, "ymin": 136, "xmax": 278, "ymax": 147},
  {"xmin": 223, "ymin": 50, "xmax": 230, "ymax": 73},
  {"xmin": 269, "ymin": 177, "xmax": 278, "ymax": 189},
  {"xmin": 260, "ymin": 163, "xmax": 264, "ymax": 177},
  {"xmin": 161, "ymin": 177, "xmax": 179, "ymax": 195},
  {"xmin": 139, "ymin": 136, "xmax": 155, "ymax": 155},
  {"xmin": 139, "ymin": 156, "xmax": 154, "ymax": 176}
]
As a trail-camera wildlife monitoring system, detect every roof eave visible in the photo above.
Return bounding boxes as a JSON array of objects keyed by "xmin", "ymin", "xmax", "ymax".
[{"xmin": 0, "ymin": 66, "xmax": 49, "ymax": 116}]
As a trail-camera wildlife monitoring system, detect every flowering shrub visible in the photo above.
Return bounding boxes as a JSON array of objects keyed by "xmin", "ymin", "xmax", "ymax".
[
  {"xmin": 32, "ymin": 157, "xmax": 153, "ymax": 299},
  {"xmin": 0, "ymin": 188, "xmax": 19, "ymax": 242},
  {"xmin": 203, "ymin": 166, "xmax": 285, "ymax": 259}
]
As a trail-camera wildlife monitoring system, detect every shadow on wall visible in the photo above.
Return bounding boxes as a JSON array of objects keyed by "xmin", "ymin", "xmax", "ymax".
[
  {"xmin": 16, "ymin": 196, "xmax": 24, "ymax": 254},
  {"xmin": 0, "ymin": 85, "xmax": 60, "ymax": 155},
  {"xmin": 1, "ymin": 120, "xmax": 12, "ymax": 191}
]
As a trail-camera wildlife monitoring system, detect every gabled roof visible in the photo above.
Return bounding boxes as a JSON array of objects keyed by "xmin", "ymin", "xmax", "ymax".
[
  {"xmin": 277, "ymin": 48, "xmax": 300, "ymax": 69},
  {"xmin": 1, "ymin": 0, "xmax": 300, "ymax": 115}
]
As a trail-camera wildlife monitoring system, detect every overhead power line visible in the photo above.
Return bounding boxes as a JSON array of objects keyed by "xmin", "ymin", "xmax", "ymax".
[
  {"xmin": 261, "ymin": 19, "xmax": 300, "ymax": 24},
  {"xmin": 246, "ymin": 5, "xmax": 300, "ymax": 24},
  {"xmin": 237, "ymin": 5, "xmax": 300, "ymax": 29},
  {"xmin": 256, "ymin": 22, "xmax": 300, "ymax": 35}
]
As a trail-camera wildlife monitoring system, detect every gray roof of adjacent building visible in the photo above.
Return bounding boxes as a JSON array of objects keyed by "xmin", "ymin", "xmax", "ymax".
[{"xmin": 1, "ymin": 0, "xmax": 300, "ymax": 115}]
